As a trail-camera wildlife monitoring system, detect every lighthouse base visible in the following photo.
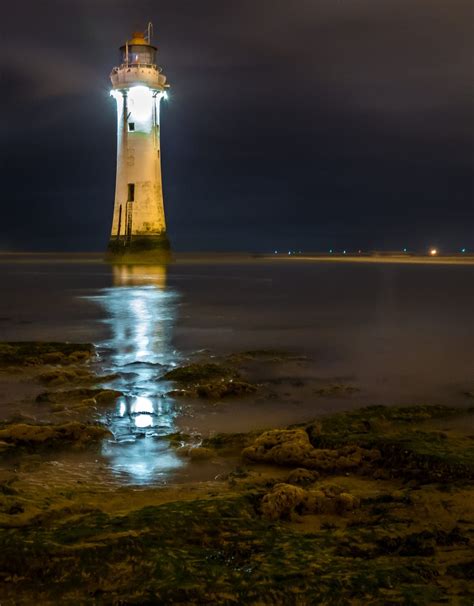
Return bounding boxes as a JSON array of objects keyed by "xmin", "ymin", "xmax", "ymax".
[{"xmin": 106, "ymin": 234, "xmax": 171, "ymax": 264}]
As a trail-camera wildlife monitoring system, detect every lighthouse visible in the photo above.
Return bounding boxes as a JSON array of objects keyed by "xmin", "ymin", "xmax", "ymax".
[{"xmin": 108, "ymin": 27, "xmax": 170, "ymax": 257}]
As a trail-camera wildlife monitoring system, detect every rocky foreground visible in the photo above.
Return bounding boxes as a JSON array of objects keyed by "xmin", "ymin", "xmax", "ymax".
[{"xmin": 0, "ymin": 343, "xmax": 473, "ymax": 604}]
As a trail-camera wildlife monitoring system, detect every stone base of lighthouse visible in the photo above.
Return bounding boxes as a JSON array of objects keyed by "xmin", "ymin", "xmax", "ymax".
[{"xmin": 106, "ymin": 233, "xmax": 171, "ymax": 263}]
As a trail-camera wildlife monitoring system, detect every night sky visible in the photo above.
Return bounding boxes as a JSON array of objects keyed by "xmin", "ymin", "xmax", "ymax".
[{"xmin": 2, "ymin": 0, "xmax": 473, "ymax": 252}]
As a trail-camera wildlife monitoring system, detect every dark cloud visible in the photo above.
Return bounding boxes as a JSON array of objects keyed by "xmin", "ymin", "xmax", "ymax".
[{"xmin": 0, "ymin": 0, "xmax": 472, "ymax": 251}]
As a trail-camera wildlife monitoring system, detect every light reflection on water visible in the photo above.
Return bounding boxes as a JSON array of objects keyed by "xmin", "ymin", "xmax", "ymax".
[{"xmin": 85, "ymin": 264, "xmax": 185, "ymax": 484}]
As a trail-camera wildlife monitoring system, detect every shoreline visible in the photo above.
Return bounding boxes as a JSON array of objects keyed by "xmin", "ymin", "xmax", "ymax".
[
  {"xmin": 2, "ymin": 251, "xmax": 474, "ymax": 266},
  {"xmin": 0, "ymin": 343, "xmax": 473, "ymax": 602}
]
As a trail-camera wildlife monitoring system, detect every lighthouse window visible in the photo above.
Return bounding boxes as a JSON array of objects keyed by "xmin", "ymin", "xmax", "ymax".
[
  {"xmin": 128, "ymin": 122, "xmax": 135, "ymax": 132},
  {"xmin": 127, "ymin": 183, "xmax": 135, "ymax": 202}
]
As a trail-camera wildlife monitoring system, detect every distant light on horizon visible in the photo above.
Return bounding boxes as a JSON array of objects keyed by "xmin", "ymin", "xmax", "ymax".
[{"xmin": 430, "ymin": 248, "xmax": 438, "ymax": 256}]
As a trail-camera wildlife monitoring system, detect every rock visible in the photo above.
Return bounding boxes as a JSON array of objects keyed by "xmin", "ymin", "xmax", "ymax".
[
  {"xmin": 261, "ymin": 483, "xmax": 306, "ymax": 520},
  {"xmin": 286, "ymin": 468, "xmax": 320, "ymax": 486},
  {"xmin": 163, "ymin": 361, "xmax": 258, "ymax": 400},
  {"xmin": 313, "ymin": 384, "xmax": 359, "ymax": 397},
  {"xmin": 170, "ymin": 379, "xmax": 257, "ymax": 400},
  {"xmin": 335, "ymin": 492, "xmax": 360, "ymax": 513},
  {"xmin": 373, "ymin": 468, "xmax": 391, "ymax": 480},
  {"xmin": 0, "ymin": 441, "xmax": 12, "ymax": 453},
  {"xmin": 37, "ymin": 388, "xmax": 122, "ymax": 407},
  {"xmin": 42, "ymin": 352, "xmax": 66, "ymax": 364},
  {"xmin": 196, "ymin": 380, "xmax": 257, "ymax": 399},
  {"xmin": 302, "ymin": 490, "xmax": 333, "ymax": 514},
  {"xmin": 163, "ymin": 363, "xmax": 238, "ymax": 383},
  {"xmin": 0, "ymin": 342, "xmax": 95, "ymax": 367},
  {"xmin": 242, "ymin": 429, "xmax": 314, "ymax": 467},
  {"xmin": 226, "ymin": 350, "xmax": 299, "ymax": 364},
  {"xmin": 0, "ymin": 422, "xmax": 110, "ymax": 450},
  {"xmin": 6, "ymin": 412, "xmax": 37, "ymax": 424},
  {"xmin": 38, "ymin": 369, "xmax": 93, "ymax": 385},
  {"xmin": 242, "ymin": 429, "xmax": 375, "ymax": 472}
]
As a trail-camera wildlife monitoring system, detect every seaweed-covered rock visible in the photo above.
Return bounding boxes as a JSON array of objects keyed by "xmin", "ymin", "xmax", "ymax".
[
  {"xmin": 313, "ymin": 384, "xmax": 359, "ymax": 397},
  {"xmin": 335, "ymin": 492, "xmax": 361, "ymax": 513},
  {"xmin": 36, "ymin": 388, "xmax": 122, "ymax": 406},
  {"xmin": 306, "ymin": 405, "xmax": 474, "ymax": 482},
  {"xmin": 163, "ymin": 363, "xmax": 237, "ymax": 383},
  {"xmin": 0, "ymin": 421, "xmax": 110, "ymax": 450},
  {"xmin": 302, "ymin": 489, "xmax": 333, "ymax": 514},
  {"xmin": 243, "ymin": 429, "xmax": 313, "ymax": 465},
  {"xmin": 261, "ymin": 484, "xmax": 360, "ymax": 519},
  {"xmin": 37, "ymin": 369, "xmax": 118, "ymax": 386},
  {"xmin": 226, "ymin": 350, "xmax": 301, "ymax": 364},
  {"xmin": 0, "ymin": 342, "xmax": 94, "ymax": 367},
  {"xmin": 201, "ymin": 432, "xmax": 254, "ymax": 453},
  {"xmin": 164, "ymin": 362, "xmax": 257, "ymax": 400},
  {"xmin": 261, "ymin": 483, "xmax": 306, "ymax": 520},
  {"xmin": 286, "ymin": 468, "xmax": 320, "ymax": 486},
  {"xmin": 242, "ymin": 429, "xmax": 378, "ymax": 472},
  {"xmin": 170, "ymin": 379, "xmax": 257, "ymax": 400}
]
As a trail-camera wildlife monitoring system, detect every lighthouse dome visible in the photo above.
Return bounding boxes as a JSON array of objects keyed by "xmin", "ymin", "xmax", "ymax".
[{"xmin": 111, "ymin": 30, "xmax": 168, "ymax": 91}]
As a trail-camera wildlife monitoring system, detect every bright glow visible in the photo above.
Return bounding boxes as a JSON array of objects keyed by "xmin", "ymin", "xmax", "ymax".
[
  {"xmin": 134, "ymin": 414, "xmax": 153, "ymax": 429},
  {"xmin": 403, "ymin": 248, "xmax": 407, "ymax": 252},
  {"xmin": 132, "ymin": 396, "xmax": 154, "ymax": 414},
  {"xmin": 461, "ymin": 248, "xmax": 466, "ymax": 253},
  {"xmin": 329, "ymin": 249, "xmax": 333, "ymax": 253},
  {"xmin": 128, "ymin": 86, "xmax": 153, "ymax": 122},
  {"xmin": 343, "ymin": 250, "xmax": 347, "ymax": 254},
  {"xmin": 430, "ymin": 248, "xmax": 438, "ymax": 256}
]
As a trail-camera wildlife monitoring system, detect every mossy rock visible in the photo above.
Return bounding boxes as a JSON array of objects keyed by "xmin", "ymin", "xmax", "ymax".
[
  {"xmin": 0, "ymin": 421, "xmax": 110, "ymax": 452},
  {"xmin": 0, "ymin": 494, "xmax": 468, "ymax": 604},
  {"xmin": 36, "ymin": 388, "xmax": 122, "ymax": 406},
  {"xmin": 201, "ymin": 431, "xmax": 258, "ymax": 452},
  {"xmin": 169, "ymin": 379, "xmax": 257, "ymax": 400},
  {"xmin": 0, "ymin": 342, "xmax": 94, "ymax": 367},
  {"xmin": 162, "ymin": 363, "xmax": 238, "ymax": 383},
  {"xmin": 305, "ymin": 405, "xmax": 474, "ymax": 482},
  {"xmin": 242, "ymin": 428, "xmax": 379, "ymax": 473},
  {"xmin": 226, "ymin": 349, "xmax": 300, "ymax": 364},
  {"xmin": 37, "ymin": 369, "xmax": 118, "ymax": 386}
]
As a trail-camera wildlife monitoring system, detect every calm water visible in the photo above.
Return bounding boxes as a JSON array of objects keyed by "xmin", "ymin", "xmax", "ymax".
[{"xmin": 1, "ymin": 257, "xmax": 473, "ymax": 484}]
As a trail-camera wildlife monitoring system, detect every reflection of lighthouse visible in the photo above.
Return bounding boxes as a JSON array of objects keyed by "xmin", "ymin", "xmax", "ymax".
[
  {"xmin": 86, "ymin": 264, "xmax": 184, "ymax": 484},
  {"xmin": 108, "ymin": 25, "xmax": 171, "ymax": 257},
  {"xmin": 88, "ymin": 264, "xmax": 178, "ymax": 366}
]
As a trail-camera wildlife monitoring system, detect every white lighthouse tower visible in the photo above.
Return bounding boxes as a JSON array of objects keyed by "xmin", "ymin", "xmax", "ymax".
[{"xmin": 108, "ymin": 26, "xmax": 170, "ymax": 257}]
